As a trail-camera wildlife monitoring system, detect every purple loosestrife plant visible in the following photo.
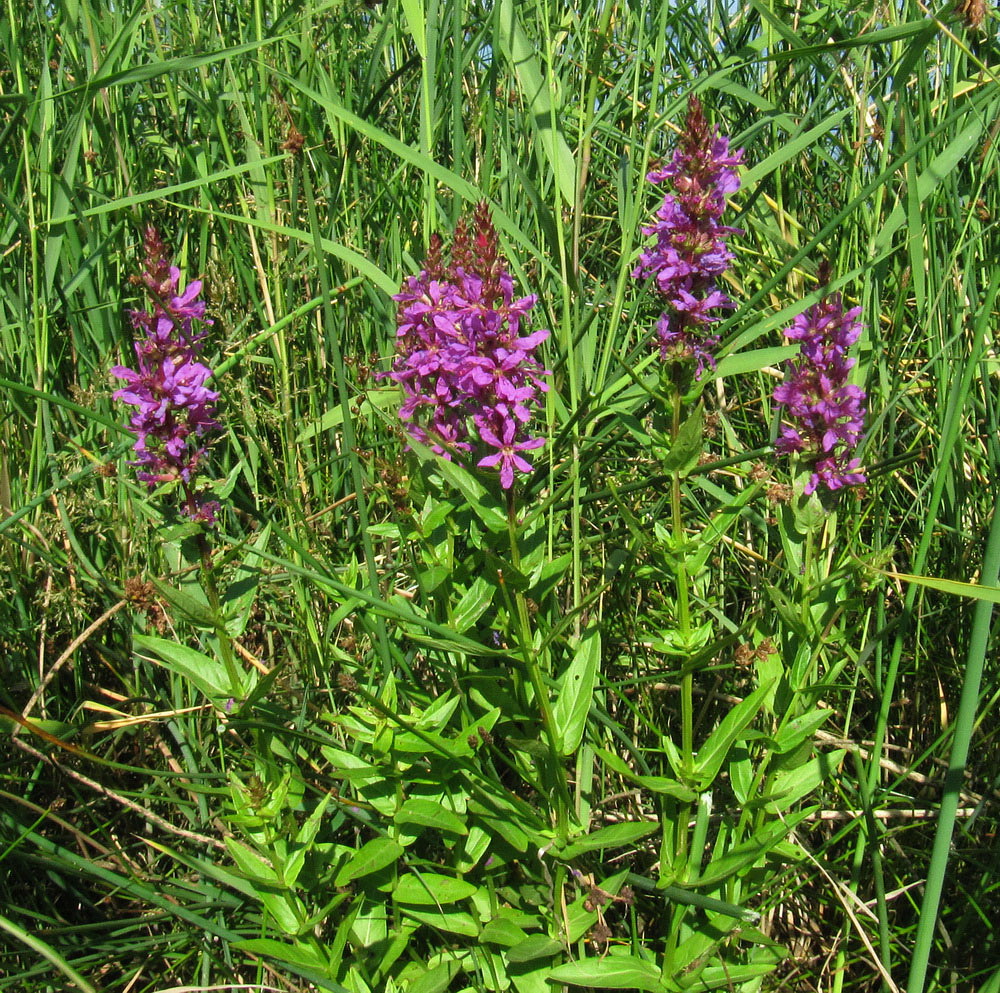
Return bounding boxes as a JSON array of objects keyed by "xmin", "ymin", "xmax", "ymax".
[
  {"xmin": 387, "ymin": 202, "xmax": 549, "ymax": 489},
  {"xmin": 634, "ymin": 97, "xmax": 743, "ymax": 377},
  {"xmin": 773, "ymin": 290, "xmax": 867, "ymax": 494},
  {"xmin": 112, "ymin": 227, "xmax": 222, "ymax": 524}
]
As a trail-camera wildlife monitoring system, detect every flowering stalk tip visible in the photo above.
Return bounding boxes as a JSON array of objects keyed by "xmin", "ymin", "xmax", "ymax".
[
  {"xmin": 112, "ymin": 227, "xmax": 222, "ymax": 523},
  {"xmin": 773, "ymin": 291, "xmax": 867, "ymax": 494},
  {"xmin": 633, "ymin": 96, "xmax": 743, "ymax": 376},
  {"xmin": 386, "ymin": 202, "xmax": 550, "ymax": 489}
]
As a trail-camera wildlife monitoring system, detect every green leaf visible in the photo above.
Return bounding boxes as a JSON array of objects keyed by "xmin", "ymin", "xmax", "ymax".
[
  {"xmin": 596, "ymin": 748, "xmax": 697, "ymax": 802},
  {"xmin": 394, "ymin": 798, "xmax": 468, "ymax": 836},
  {"xmin": 223, "ymin": 524, "xmax": 271, "ymax": 637},
  {"xmin": 729, "ymin": 746, "xmax": 754, "ymax": 805},
  {"xmin": 680, "ymin": 963, "xmax": 778, "ymax": 990},
  {"xmin": 552, "ymin": 630, "xmax": 600, "ymax": 756},
  {"xmin": 692, "ymin": 809, "xmax": 812, "ymax": 889},
  {"xmin": 296, "ymin": 389, "xmax": 399, "ymax": 441},
  {"xmin": 467, "ymin": 799, "xmax": 532, "ymax": 853},
  {"xmin": 505, "ymin": 934, "xmax": 564, "ymax": 963},
  {"xmin": 234, "ymin": 937, "xmax": 352, "ymax": 992},
  {"xmin": 482, "ymin": 550, "xmax": 530, "ymax": 592},
  {"xmin": 350, "ymin": 899, "xmax": 389, "ymax": 948},
  {"xmin": 334, "ymin": 838, "xmax": 403, "ymax": 887},
  {"xmin": 225, "ymin": 838, "xmax": 280, "ymax": 883},
  {"xmin": 415, "ymin": 691, "xmax": 461, "ymax": 730},
  {"xmin": 224, "ymin": 841, "xmax": 305, "ymax": 934},
  {"xmin": 660, "ymin": 734, "xmax": 686, "ymax": 781},
  {"xmin": 480, "ymin": 917, "xmax": 530, "ymax": 947},
  {"xmin": 769, "ymin": 708, "xmax": 833, "ymax": 755},
  {"xmin": 233, "ymin": 937, "xmax": 334, "ymax": 974},
  {"xmin": 452, "ymin": 576, "xmax": 496, "ymax": 634},
  {"xmin": 288, "ymin": 795, "xmax": 331, "ymax": 883},
  {"xmin": 870, "ymin": 565, "xmax": 1000, "ymax": 605},
  {"xmin": 660, "ymin": 403, "xmax": 704, "ymax": 478},
  {"xmin": 496, "ymin": 0, "xmax": 576, "ymax": 207},
  {"xmin": 399, "ymin": 0, "xmax": 427, "ymax": 57},
  {"xmin": 392, "ymin": 873, "xmax": 479, "ymax": 905},
  {"xmin": 280, "ymin": 73, "xmax": 479, "ymax": 222},
  {"xmin": 406, "ymin": 961, "xmax": 464, "ymax": 993},
  {"xmin": 979, "ymin": 964, "xmax": 1000, "ymax": 993},
  {"xmin": 419, "ymin": 497, "xmax": 459, "ymax": 537},
  {"xmin": 557, "ymin": 821, "xmax": 658, "ymax": 860},
  {"xmin": 742, "ymin": 109, "xmax": 851, "ymax": 189},
  {"xmin": 526, "ymin": 552, "xmax": 572, "ymax": 602},
  {"xmin": 692, "ymin": 679, "xmax": 775, "ymax": 788},
  {"xmin": 133, "ymin": 634, "xmax": 250, "ymax": 701},
  {"xmin": 765, "ymin": 749, "xmax": 846, "ymax": 813},
  {"xmin": 789, "ymin": 471, "xmax": 827, "ymax": 532},
  {"xmin": 507, "ymin": 736, "xmax": 550, "ymax": 759},
  {"xmin": 714, "ymin": 344, "xmax": 797, "ymax": 380},
  {"xmin": 149, "ymin": 578, "xmax": 217, "ymax": 629},
  {"xmin": 762, "ymin": 582, "xmax": 805, "ymax": 638},
  {"xmin": 75, "ymin": 37, "xmax": 282, "ymax": 93},
  {"xmin": 399, "ymin": 907, "xmax": 479, "ymax": 937},
  {"xmin": 4, "ymin": 717, "xmax": 77, "ymax": 740},
  {"xmin": 548, "ymin": 953, "xmax": 667, "ymax": 991}
]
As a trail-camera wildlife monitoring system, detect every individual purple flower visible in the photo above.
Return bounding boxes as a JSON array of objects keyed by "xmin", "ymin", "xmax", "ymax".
[
  {"xmin": 476, "ymin": 416, "xmax": 546, "ymax": 491},
  {"xmin": 385, "ymin": 202, "xmax": 550, "ymax": 489},
  {"xmin": 112, "ymin": 227, "xmax": 222, "ymax": 522},
  {"xmin": 633, "ymin": 97, "xmax": 743, "ymax": 373},
  {"xmin": 773, "ymin": 290, "xmax": 867, "ymax": 494}
]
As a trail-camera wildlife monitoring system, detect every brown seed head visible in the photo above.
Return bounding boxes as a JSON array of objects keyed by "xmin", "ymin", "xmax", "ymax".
[
  {"xmin": 955, "ymin": 0, "xmax": 987, "ymax": 29},
  {"xmin": 281, "ymin": 125, "xmax": 305, "ymax": 154}
]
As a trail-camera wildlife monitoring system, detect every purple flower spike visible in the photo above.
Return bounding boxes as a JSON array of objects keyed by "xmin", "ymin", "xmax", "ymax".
[
  {"xmin": 774, "ymin": 291, "xmax": 867, "ymax": 494},
  {"xmin": 112, "ymin": 227, "xmax": 222, "ymax": 523},
  {"xmin": 633, "ymin": 97, "xmax": 743, "ymax": 374},
  {"xmin": 385, "ymin": 202, "xmax": 550, "ymax": 489}
]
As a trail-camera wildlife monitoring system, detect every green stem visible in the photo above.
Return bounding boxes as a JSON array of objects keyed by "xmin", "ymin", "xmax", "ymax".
[
  {"xmin": 195, "ymin": 530, "xmax": 242, "ymax": 701},
  {"xmin": 907, "ymin": 487, "xmax": 1000, "ymax": 993},
  {"xmin": 507, "ymin": 495, "xmax": 571, "ymax": 843},
  {"xmin": 795, "ymin": 518, "xmax": 819, "ymax": 708},
  {"xmin": 800, "ymin": 522, "xmax": 816, "ymax": 629},
  {"xmin": 670, "ymin": 388, "xmax": 693, "ymax": 774},
  {"xmin": 734, "ymin": 499, "xmax": 831, "ymax": 879},
  {"xmin": 665, "ymin": 384, "xmax": 695, "ymax": 883}
]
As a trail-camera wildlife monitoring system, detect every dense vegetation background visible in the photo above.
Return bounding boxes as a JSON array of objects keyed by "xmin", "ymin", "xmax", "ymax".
[{"xmin": 2, "ymin": 1, "xmax": 999, "ymax": 991}]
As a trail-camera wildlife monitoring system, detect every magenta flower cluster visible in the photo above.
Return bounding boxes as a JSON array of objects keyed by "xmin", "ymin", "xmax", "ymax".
[
  {"xmin": 112, "ymin": 227, "xmax": 221, "ymax": 524},
  {"xmin": 633, "ymin": 97, "xmax": 743, "ymax": 375},
  {"xmin": 773, "ymin": 292, "xmax": 867, "ymax": 494},
  {"xmin": 387, "ymin": 202, "xmax": 550, "ymax": 489}
]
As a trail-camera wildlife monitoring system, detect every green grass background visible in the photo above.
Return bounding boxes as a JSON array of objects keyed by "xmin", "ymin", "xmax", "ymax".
[{"xmin": 2, "ymin": 0, "xmax": 1000, "ymax": 990}]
